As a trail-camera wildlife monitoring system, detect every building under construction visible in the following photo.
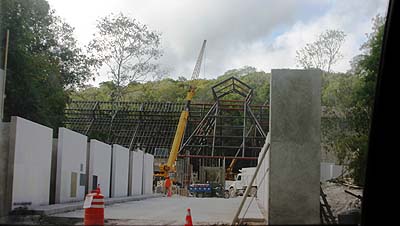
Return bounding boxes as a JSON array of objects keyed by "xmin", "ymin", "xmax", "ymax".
[{"xmin": 64, "ymin": 77, "xmax": 268, "ymax": 186}]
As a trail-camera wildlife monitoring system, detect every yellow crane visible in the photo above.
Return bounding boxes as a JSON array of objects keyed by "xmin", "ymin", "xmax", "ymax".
[
  {"xmin": 225, "ymin": 159, "xmax": 237, "ymax": 180},
  {"xmin": 156, "ymin": 40, "xmax": 207, "ymax": 179}
]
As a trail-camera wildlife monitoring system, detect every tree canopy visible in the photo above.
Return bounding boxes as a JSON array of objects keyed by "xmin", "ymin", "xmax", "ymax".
[
  {"xmin": 0, "ymin": 0, "xmax": 93, "ymax": 130},
  {"xmin": 296, "ymin": 29, "xmax": 346, "ymax": 73},
  {"xmin": 70, "ymin": 66, "xmax": 270, "ymax": 105},
  {"xmin": 321, "ymin": 16, "xmax": 385, "ymax": 185},
  {"xmin": 87, "ymin": 13, "xmax": 163, "ymax": 101}
]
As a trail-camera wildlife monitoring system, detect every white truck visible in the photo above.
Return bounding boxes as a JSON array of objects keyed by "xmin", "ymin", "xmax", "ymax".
[{"xmin": 226, "ymin": 167, "xmax": 257, "ymax": 197}]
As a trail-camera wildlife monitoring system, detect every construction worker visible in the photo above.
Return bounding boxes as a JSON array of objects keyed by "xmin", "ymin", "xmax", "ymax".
[{"xmin": 165, "ymin": 176, "xmax": 171, "ymax": 196}]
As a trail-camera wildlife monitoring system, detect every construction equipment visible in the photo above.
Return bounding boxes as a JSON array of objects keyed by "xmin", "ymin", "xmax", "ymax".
[
  {"xmin": 188, "ymin": 182, "xmax": 229, "ymax": 198},
  {"xmin": 155, "ymin": 40, "xmax": 207, "ymax": 180},
  {"xmin": 226, "ymin": 158, "xmax": 238, "ymax": 181}
]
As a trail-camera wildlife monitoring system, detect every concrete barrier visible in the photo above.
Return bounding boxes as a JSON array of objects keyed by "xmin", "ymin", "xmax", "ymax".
[
  {"xmin": 7, "ymin": 117, "xmax": 53, "ymax": 210},
  {"xmin": 55, "ymin": 128, "xmax": 87, "ymax": 203},
  {"xmin": 1, "ymin": 116, "xmax": 155, "ymax": 216},
  {"xmin": 264, "ymin": 69, "xmax": 321, "ymax": 224},
  {"xmin": 130, "ymin": 150, "xmax": 144, "ymax": 195},
  {"xmin": 87, "ymin": 140, "xmax": 111, "ymax": 198},
  {"xmin": 143, "ymin": 153, "xmax": 154, "ymax": 194},
  {"xmin": 111, "ymin": 144, "xmax": 129, "ymax": 197}
]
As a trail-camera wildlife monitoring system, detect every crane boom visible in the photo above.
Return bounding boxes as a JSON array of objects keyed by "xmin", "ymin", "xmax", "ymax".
[
  {"xmin": 157, "ymin": 40, "xmax": 207, "ymax": 179},
  {"xmin": 191, "ymin": 40, "xmax": 207, "ymax": 80}
]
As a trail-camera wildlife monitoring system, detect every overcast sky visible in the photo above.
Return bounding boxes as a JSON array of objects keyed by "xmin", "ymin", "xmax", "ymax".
[{"xmin": 48, "ymin": 0, "xmax": 389, "ymax": 86}]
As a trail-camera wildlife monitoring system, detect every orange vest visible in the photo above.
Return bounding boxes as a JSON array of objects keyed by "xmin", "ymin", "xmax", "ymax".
[{"xmin": 165, "ymin": 179, "xmax": 171, "ymax": 188}]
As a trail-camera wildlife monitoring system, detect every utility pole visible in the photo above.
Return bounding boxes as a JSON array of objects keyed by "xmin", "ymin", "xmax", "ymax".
[{"xmin": 0, "ymin": 30, "xmax": 10, "ymax": 121}]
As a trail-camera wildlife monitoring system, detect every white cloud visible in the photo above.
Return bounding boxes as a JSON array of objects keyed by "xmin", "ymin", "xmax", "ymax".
[
  {"xmin": 47, "ymin": 0, "xmax": 389, "ymax": 85},
  {"xmin": 227, "ymin": 0, "xmax": 389, "ymax": 73}
]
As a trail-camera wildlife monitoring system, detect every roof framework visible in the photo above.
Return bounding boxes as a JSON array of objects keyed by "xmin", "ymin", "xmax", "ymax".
[{"xmin": 64, "ymin": 77, "xmax": 269, "ymax": 163}]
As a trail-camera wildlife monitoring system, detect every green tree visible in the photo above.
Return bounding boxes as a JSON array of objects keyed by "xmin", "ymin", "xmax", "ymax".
[
  {"xmin": 321, "ymin": 73, "xmax": 361, "ymax": 162},
  {"xmin": 70, "ymin": 82, "xmax": 115, "ymax": 101},
  {"xmin": 0, "ymin": 0, "xmax": 92, "ymax": 130},
  {"xmin": 322, "ymin": 16, "xmax": 385, "ymax": 185},
  {"xmin": 346, "ymin": 15, "xmax": 385, "ymax": 185},
  {"xmin": 296, "ymin": 29, "xmax": 346, "ymax": 73},
  {"xmin": 87, "ymin": 13, "xmax": 163, "ymax": 101},
  {"xmin": 69, "ymin": 66, "xmax": 271, "ymax": 105}
]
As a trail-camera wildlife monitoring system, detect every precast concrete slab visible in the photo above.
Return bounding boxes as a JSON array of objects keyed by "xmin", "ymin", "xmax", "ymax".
[
  {"xmin": 142, "ymin": 153, "xmax": 154, "ymax": 194},
  {"xmin": 111, "ymin": 145, "xmax": 129, "ymax": 197},
  {"xmin": 87, "ymin": 139, "xmax": 112, "ymax": 198},
  {"xmin": 257, "ymin": 134, "xmax": 270, "ymax": 214},
  {"xmin": 267, "ymin": 69, "xmax": 321, "ymax": 224},
  {"xmin": 321, "ymin": 162, "xmax": 343, "ymax": 182},
  {"xmin": 130, "ymin": 150, "xmax": 143, "ymax": 195},
  {"xmin": 7, "ymin": 117, "xmax": 53, "ymax": 210},
  {"xmin": 55, "ymin": 128, "xmax": 87, "ymax": 203}
]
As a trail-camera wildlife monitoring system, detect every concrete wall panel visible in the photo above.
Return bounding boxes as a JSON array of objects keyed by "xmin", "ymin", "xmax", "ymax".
[
  {"xmin": 256, "ymin": 146, "xmax": 264, "ymax": 208},
  {"xmin": 320, "ymin": 162, "xmax": 343, "ymax": 182},
  {"xmin": 257, "ymin": 134, "xmax": 270, "ymax": 216},
  {"xmin": 55, "ymin": 128, "xmax": 87, "ymax": 203},
  {"xmin": 142, "ymin": 153, "xmax": 154, "ymax": 195},
  {"xmin": 8, "ymin": 117, "xmax": 53, "ymax": 210},
  {"xmin": 111, "ymin": 145, "xmax": 129, "ymax": 197},
  {"xmin": 0, "ymin": 122, "xmax": 10, "ymax": 216},
  {"xmin": 88, "ymin": 139, "xmax": 111, "ymax": 198},
  {"xmin": 267, "ymin": 69, "xmax": 321, "ymax": 224},
  {"xmin": 130, "ymin": 150, "xmax": 143, "ymax": 195}
]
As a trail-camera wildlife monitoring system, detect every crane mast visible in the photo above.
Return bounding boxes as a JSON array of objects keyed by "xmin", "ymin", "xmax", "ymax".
[
  {"xmin": 157, "ymin": 40, "xmax": 207, "ymax": 179},
  {"xmin": 191, "ymin": 40, "xmax": 207, "ymax": 80}
]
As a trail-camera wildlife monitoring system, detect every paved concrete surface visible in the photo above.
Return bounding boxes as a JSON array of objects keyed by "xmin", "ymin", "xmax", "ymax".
[
  {"xmin": 25, "ymin": 194, "xmax": 162, "ymax": 215},
  {"xmin": 52, "ymin": 195, "xmax": 264, "ymax": 225}
]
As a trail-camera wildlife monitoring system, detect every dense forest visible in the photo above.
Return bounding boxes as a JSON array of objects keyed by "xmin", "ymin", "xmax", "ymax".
[
  {"xmin": 70, "ymin": 66, "xmax": 270, "ymax": 104},
  {"xmin": 0, "ymin": 0, "xmax": 385, "ymax": 186}
]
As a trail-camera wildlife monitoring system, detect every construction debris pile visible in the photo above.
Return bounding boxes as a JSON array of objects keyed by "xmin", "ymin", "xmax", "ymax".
[{"xmin": 322, "ymin": 181, "xmax": 362, "ymax": 220}]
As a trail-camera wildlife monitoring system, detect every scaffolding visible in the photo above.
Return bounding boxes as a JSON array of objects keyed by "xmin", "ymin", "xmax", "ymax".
[{"xmin": 178, "ymin": 77, "xmax": 268, "ymax": 185}]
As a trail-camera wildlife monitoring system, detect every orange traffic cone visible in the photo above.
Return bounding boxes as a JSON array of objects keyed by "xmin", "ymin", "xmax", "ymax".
[
  {"xmin": 91, "ymin": 184, "xmax": 101, "ymax": 194},
  {"xmin": 84, "ymin": 185, "xmax": 104, "ymax": 226},
  {"xmin": 184, "ymin": 208, "xmax": 193, "ymax": 226}
]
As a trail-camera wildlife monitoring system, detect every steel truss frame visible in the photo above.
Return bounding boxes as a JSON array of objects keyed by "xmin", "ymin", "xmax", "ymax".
[{"xmin": 64, "ymin": 77, "xmax": 269, "ymax": 163}]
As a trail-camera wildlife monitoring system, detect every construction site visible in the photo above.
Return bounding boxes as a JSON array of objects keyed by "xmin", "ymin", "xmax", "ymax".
[
  {"xmin": 2, "ymin": 0, "xmax": 390, "ymax": 224},
  {"xmin": 0, "ymin": 39, "xmax": 365, "ymax": 225}
]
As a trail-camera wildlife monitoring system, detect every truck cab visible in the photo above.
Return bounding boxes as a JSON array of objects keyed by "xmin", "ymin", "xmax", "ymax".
[{"xmin": 228, "ymin": 167, "xmax": 257, "ymax": 197}]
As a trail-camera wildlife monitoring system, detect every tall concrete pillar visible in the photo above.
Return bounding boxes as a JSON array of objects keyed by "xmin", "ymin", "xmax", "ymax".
[{"xmin": 268, "ymin": 69, "xmax": 321, "ymax": 224}]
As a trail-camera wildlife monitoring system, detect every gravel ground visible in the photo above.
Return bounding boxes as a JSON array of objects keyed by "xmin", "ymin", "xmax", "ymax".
[{"xmin": 321, "ymin": 181, "xmax": 362, "ymax": 221}]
